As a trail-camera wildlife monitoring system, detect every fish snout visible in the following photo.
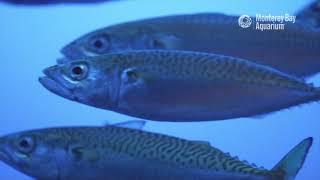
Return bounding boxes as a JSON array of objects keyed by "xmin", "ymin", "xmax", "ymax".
[
  {"xmin": 56, "ymin": 57, "xmax": 71, "ymax": 64},
  {"xmin": 61, "ymin": 43, "xmax": 86, "ymax": 60},
  {"xmin": 0, "ymin": 149, "xmax": 11, "ymax": 163},
  {"xmin": 0, "ymin": 138, "xmax": 12, "ymax": 163},
  {"xmin": 42, "ymin": 66, "xmax": 58, "ymax": 79},
  {"xmin": 39, "ymin": 66, "xmax": 76, "ymax": 101},
  {"xmin": 39, "ymin": 66, "xmax": 60, "ymax": 85}
]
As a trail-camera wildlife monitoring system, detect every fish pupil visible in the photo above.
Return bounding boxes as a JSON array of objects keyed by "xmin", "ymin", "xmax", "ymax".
[
  {"xmin": 72, "ymin": 66, "xmax": 83, "ymax": 75},
  {"xmin": 94, "ymin": 40, "xmax": 103, "ymax": 49},
  {"xmin": 126, "ymin": 70, "xmax": 138, "ymax": 82},
  {"xmin": 19, "ymin": 139, "xmax": 29, "ymax": 149},
  {"xmin": 152, "ymin": 40, "xmax": 165, "ymax": 48},
  {"xmin": 71, "ymin": 147, "xmax": 83, "ymax": 160},
  {"xmin": 127, "ymin": 71, "xmax": 136, "ymax": 78}
]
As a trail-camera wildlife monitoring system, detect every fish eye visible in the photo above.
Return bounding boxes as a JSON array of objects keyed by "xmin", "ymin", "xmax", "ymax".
[
  {"xmin": 152, "ymin": 39, "xmax": 165, "ymax": 49},
  {"xmin": 72, "ymin": 66, "xmax": 83, "ymax": 75},
  {"xmin": 93, "ymin": 39, "xmax": 103, "ymax": 49},
  {"xmin": 89, "ymin": 35, "xmax": 110, "ymax": 52},
  {"xmin": 17, "ymin": 136, "xmax": 35, "ymax": 154},
  {"xmin": 69, "ymin": 64, "xmax": 89, "ymax": 81}
]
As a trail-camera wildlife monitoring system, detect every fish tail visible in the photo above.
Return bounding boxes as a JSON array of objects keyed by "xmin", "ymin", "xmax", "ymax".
[{"xmin": 271, "ymin": 137, "xmax": 313, "ymax": 180}]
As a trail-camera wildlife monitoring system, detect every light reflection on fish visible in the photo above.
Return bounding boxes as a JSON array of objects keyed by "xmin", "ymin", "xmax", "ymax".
[
  {"xmin": 61, "ymin": 13, "xmax": 320, "ymax": 77},
  {"xmin": 0, "ymin": 124, "xmax": 313, "ymax": 180},
  {"xmin": 40, "ymin": 50, "xmax": 320, "ymax": 122}
]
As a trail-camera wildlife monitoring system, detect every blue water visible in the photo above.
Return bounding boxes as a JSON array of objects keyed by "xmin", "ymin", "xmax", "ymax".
[{"xmin": 0, "ymin": 0, "xmax": 319, "ymax": 179}]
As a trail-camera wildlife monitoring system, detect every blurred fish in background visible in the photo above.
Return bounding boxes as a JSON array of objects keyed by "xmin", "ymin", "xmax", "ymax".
[
  {"xmin": 296, "ymin": 0, "xmax": 320, "ymax": 29},
  {"xmin": 60, "ymin": 12, "xmax": 320, "ymax": 78},
  {"xmin": 0, "ymin": 124, "xmax": 313, "ymax": 180},
  {"xmin": 0, "ymin": 0, "xmax": 121, "ymax": 5}
]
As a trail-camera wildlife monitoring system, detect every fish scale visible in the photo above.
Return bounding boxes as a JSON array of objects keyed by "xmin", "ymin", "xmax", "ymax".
[
  {"xmin": 107, "ymin": 126, "xmax": 278, "ymax": 178},
  {"xmin": 57, "ymin": 126, "xmax": 273, "ymax": 176}
]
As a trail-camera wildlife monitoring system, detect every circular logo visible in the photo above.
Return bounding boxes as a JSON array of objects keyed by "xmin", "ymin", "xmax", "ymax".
[{"xmin": 238, "ymin": 15, "xmax": 252, "ymax": 28}]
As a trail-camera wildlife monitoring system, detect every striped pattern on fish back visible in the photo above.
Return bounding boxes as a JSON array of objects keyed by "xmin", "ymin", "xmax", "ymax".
[
  {"xmin": 41, "ymin": 126, "xmax": 281, "ymax": 178},
  {"xmin": 106, "ymin": 50, "xmax": 317, "ymax": 92},
  {"xmin": 102, "ymin": 126, "xmax": 283, "ymax": 178}
]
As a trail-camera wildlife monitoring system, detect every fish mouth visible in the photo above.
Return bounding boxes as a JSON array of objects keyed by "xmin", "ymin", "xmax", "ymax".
[
  {"xmin": 0, "ymin": 139, "xmax": 17, "ymax": 170},
  {"xmin": 0, "ymin": 141, "xmax": 13, "ymax": 164},
  {"xmin": 0, "ymin": 150, "xmax": 10, "ymax": 162},
  {"xmin": 39, "ymin": 67, "xmax": 76, "ymax": 101}
]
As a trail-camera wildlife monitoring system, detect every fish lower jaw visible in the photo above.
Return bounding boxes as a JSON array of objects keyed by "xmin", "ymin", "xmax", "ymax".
[
  {"xmin": 0, "ymin": 149, "xmax": 14, "ymax": 165},
  {"xmin": 38, "ymin": 76, "xmax": 76, "ymax": 101}
]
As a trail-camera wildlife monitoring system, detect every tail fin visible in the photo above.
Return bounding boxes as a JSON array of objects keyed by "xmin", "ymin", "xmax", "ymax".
[
  {"xmin": 296, "ymin": 0, "xmax": 320, "ymax": 29},
  {"xmin": 272, "ymin": 137, "xmax": 313, "ymax": 180}
]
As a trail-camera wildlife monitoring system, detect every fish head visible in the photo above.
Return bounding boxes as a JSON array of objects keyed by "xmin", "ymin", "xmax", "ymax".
[
  {"xmin": 60, "ymin": 26, "xmax": 132, "ymax": 60},
  {"xmin": 39, "ymin": 58, "xmax": 120, "ymax": 110},
  {"xmin": 60, "ymin": 24, "xmax": 172, "ymax": 60},
  {"xmin": 0, "ymin": 131, "xmax": 60, "ymax": 179}
]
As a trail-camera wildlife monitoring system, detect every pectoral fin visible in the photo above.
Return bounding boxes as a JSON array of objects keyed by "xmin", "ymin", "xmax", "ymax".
[
  {"xmin": 121, "ymin": 68, "xmax": 156, "ymax": 85},
  {"xmin": 69, "ymin": 145, "xmax": 99, "ymax": 162},
  {"xmin": 152, "ymin": 34, "xmax": 181, "ymax": 49}
]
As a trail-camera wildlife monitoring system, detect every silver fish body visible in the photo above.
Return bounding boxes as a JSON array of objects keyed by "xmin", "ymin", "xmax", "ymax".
[
  {"xmin": 62, "ymin": 13, "xmax": 320, "ymax": 77},
  {"xmin": 0, "ymin": 126, "xmax": 312, "ymax": 180},
  {"xmin": 40, "ymin": 50, "xmax": 320, "ymax": 122}
]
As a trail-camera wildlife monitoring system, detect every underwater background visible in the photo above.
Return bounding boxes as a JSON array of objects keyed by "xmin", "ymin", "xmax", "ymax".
[{"xmin": 0, "ymin": 0, "xmax": 319, "ymax": 179}]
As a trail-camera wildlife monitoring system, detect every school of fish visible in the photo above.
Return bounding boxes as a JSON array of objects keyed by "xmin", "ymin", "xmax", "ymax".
[{"xmin": 1, "ymin": 0, "xmax": 320, "ymax": 179}]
